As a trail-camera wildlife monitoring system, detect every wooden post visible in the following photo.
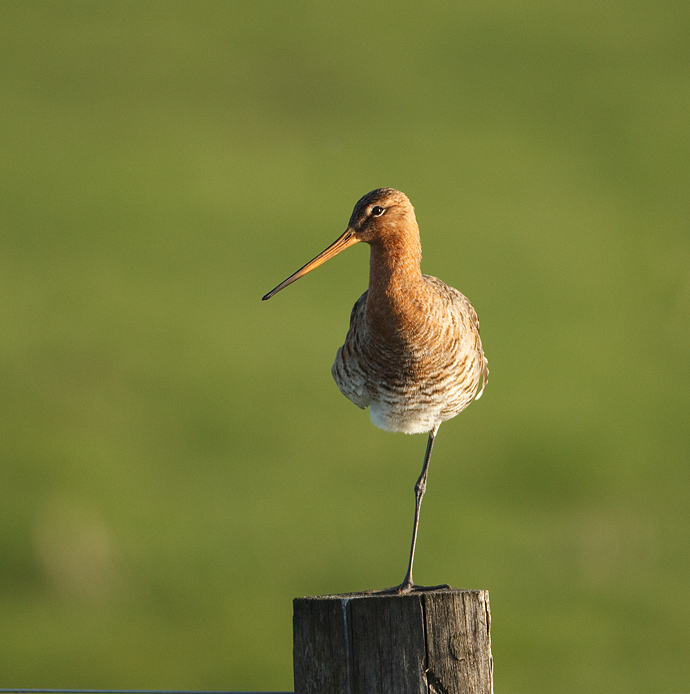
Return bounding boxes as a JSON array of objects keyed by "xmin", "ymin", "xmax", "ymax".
[{"xmin": 293, "ymin": 588, "xmax": 493, "ymax": 694}]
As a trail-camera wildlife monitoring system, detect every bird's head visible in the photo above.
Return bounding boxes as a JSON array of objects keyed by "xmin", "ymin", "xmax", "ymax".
[{"xmin": 262, "ymin": 188, "xmax": 419, "ymax": 300}]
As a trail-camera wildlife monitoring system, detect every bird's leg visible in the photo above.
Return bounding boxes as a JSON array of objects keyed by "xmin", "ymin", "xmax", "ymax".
[
  {"xmin": 370, "ymin": 424, "xmax": 449, "ymax": 595},
  {"xmin": 398, "ymin": 424, "xmax": 443, "ymax": 592}
]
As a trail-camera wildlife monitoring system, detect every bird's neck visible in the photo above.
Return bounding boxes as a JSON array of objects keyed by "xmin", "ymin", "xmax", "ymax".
[{"xmin": 366, "ymin": 235, "xmax": 427, "ymax": 339}]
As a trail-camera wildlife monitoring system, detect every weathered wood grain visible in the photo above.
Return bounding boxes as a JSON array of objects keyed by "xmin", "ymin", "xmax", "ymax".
[{"xmin": 293, "ymin": 589, "xmax": 492, "ymax": 694}]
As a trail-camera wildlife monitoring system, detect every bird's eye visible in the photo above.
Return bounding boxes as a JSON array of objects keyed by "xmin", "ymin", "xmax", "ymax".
[{"xmin": 371, "ymin": 205, "xmax": 385, "ymax": 217}]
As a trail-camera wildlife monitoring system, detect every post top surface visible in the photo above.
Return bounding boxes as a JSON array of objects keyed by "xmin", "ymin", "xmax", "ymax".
[{"xmin": 295, "ymin": 588, "xmax": 489, "ymax": 601}]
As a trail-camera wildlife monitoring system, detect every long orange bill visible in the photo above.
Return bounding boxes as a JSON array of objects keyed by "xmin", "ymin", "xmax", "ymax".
[{"xmin": 262, "ymin": 228, "xmax": 360, "ymax": 300}]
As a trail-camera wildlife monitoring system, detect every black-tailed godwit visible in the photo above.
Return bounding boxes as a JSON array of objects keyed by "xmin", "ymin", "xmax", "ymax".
[{"xmin": 263, "ymin": 188, "xmax": 488, "ymax": 593}]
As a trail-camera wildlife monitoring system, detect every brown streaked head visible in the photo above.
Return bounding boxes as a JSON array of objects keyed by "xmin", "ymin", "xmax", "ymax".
[{"xmin": 262, "ymin": 188, "xmax": 418, "ymax": 301}]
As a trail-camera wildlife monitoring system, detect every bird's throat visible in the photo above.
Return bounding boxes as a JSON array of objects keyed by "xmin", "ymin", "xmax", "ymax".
[{"xmin": 366, "ymin": 240, "xmax": 427, "ymax": 340}]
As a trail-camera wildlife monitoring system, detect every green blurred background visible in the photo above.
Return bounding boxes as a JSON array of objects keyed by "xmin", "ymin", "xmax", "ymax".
[{"xmin": 1, "ymin": 1, "xmax": 689, "ymax": 691}]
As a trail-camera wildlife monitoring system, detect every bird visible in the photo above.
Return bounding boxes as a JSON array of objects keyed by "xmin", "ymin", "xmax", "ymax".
[{"xmin": 262, "ymin": 188, "xmax": 488, "ymax": 593}]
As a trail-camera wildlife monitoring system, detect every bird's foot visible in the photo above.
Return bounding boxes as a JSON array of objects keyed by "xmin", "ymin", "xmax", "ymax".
[{"xmin": 364, "ymin": 580, "xmax": 452, "ymax": 595}]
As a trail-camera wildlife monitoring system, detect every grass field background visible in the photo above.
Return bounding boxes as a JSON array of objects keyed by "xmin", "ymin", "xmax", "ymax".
[{"xmin": 1, "ymin": 1, "xmax": 689, "ymax": 691}]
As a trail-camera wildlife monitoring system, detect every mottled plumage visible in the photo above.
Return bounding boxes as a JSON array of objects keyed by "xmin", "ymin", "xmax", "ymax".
[
  {"xmin": 333, "ymin": 275, "xmax": 487, "ymax": 434},
  {"xmin": 263, "ymin": 188, "xmax": 488, "ymax": 593}
]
